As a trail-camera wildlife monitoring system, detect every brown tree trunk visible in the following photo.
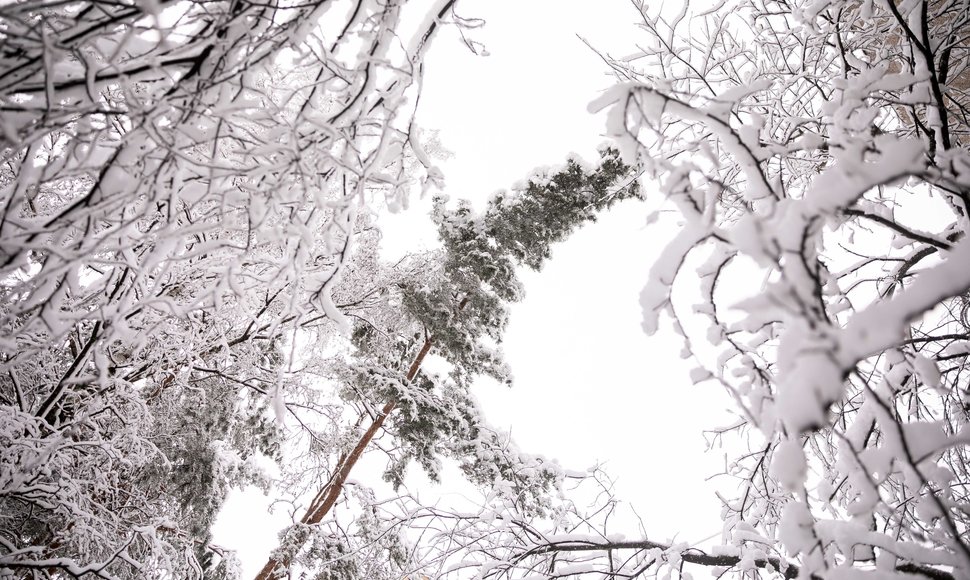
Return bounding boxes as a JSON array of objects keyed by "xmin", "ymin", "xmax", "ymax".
[{"xmin": 253, "ymin": 337, "xmax": 434, "ymax": 580}]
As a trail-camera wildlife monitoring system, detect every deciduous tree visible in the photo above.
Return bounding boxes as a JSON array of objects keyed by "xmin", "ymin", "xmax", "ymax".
[
  {"xmin": 434, "ymin": 0, "xmax": 970, "ymax": 578},
  {"xmin": 0, "ymin": 0, "xmax": 463, "ymax": 576}
]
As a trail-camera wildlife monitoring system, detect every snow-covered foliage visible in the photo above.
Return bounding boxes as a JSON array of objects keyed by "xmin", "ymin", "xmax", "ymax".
[
  {"xmin": 8, "ymin": 0, "xmax": 967, "ymax": 577},
  {"xmin": 452, "ymin": 0, "xmax": 970, "ymax": 578},
  {"xmin": 253, "ymin": 147, "xmax": 640, "ymax": 580},
  {"xmin": 0, "ymin": 0, "xmax": 463, "ymax": 576}
]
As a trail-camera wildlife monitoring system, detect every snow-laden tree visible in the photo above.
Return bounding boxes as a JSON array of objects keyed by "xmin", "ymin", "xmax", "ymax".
[
  {"xmin": 251, "ymin": 148, "xmax": 640, "ymax": 580},
  {"xmin": 413, "ymin": 1, "xmax": 970, "ymax": 579},
  {"xmin": 0, "ymin": 0, "xmax": 465, "ymax": 577}
]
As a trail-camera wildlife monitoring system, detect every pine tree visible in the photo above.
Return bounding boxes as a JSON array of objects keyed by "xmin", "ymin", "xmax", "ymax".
[{"xmin": 254, "ymin": 148, "xmax": 639, "ymax": 579}]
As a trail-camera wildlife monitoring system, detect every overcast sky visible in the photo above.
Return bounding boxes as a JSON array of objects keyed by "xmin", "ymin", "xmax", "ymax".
[
  {"xmin": 402, "ymin": 0, "xmax": 736, "ymax": 540},
  {"xmin": 214, "ymin": 0, "xmax": 738, "ymax": 574}
]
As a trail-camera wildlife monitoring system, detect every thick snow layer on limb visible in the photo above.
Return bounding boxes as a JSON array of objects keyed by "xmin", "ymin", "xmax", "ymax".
[
  {"xmin": 769, "ymin": 439, "xmax": 808, "ymax": 491},
  {"xmin": 640, "ymin": 221, "xmax": 711, "ymax": 335},
  {"xmin": 839, "ymin": 238, "xmax": 970, "ymax": 365}
]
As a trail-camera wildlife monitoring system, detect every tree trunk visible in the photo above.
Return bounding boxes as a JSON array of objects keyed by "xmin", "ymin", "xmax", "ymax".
[{"xmin": 253, "ymin": 337, "xmax": 434, "ymax": 580}]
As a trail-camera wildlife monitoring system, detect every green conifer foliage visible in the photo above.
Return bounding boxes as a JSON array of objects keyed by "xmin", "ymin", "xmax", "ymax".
[
  {"xmin": 348, "ymin": 148, "xmax": 640, "ymax": 489},
  {"xmin": 355, "ymin": 148, "xmax": 639, "ymax": 485},
  {"xmin": 479, "ymin": 147, "xmax": 638, "ymax": 272},
  {"xmin": 389, "ymin": 146, "xmax": 639, "ymax": 492},
  {"xmin": 418, "ymin": 147, "xmax": 639, "ymax": 384}
]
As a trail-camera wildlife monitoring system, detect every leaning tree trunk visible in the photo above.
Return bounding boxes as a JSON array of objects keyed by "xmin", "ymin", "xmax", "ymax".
[{"xmin": 253, "ymin": 337, "xmax": 434, "ymax": 580}]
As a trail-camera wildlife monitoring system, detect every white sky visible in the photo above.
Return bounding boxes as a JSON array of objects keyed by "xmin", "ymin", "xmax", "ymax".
[{"xmin": 214, "ymin": 0, "xmax": 738, "ymax": 575}]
